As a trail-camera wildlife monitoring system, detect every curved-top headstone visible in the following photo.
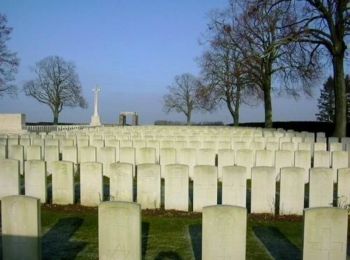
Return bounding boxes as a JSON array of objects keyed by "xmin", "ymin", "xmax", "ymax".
[
  {"xmin": 99, "ymin": 201, "xmax": 141, "ymax": 260},
  {"xmin": 251, "ymin": 166, "xmax": 276, "ymax": 214},
  {"xmin": 202, "ymin": 205, "xmax": 247, "ymax": 260},
  {"xmin": 1, "ymin": 195, "xmax": 41, "ymax": 260},
  {"xmin": 0, "ymin": 159, "xmax": 20, "ymax": 199},
  {"xmin": 303, "ymin": 207, "xmax": 347, "ymax": 260},
  {"xmin": 165, "ymin": 164, "xmax": 189, "ymax": 211}
]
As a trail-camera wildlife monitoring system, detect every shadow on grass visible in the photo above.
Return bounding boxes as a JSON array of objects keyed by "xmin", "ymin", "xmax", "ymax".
[
  {"xmin": 154, "ymin": 251, "xmax": 183, "ymax": 260},
  {"xmin": 42, "ymin": 217, "xmax": 87, "ymax": 259},
  {"xmin": 253, "ymin": 226, "xmax": 301, "ymax": 260},
  {"xmin": 142, "ymin": 222, "xmax": 150, "ymax": 259},
  {"xmin": 189, "ymin": 224, "xmax": 202, "ymax": 260}
]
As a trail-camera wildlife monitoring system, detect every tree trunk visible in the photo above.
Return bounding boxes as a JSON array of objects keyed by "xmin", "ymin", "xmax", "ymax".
[
  {"xmin": 53, "ymin": 108, "xmax": 59, "ymax": 125},
  {"xmin": 263, "ymin": 75, "xmax": 273, "ymax": 128},
  {"xmin": 333, "ymin": 53, "xmax": 346, "ymax": 137},
  {"xmin": 234, "ymin": 84, "xmax": 241, "ymax": 126},
  {"xmin": 186, "ymin": 113, "xmax": 191, "ymax": 125}
]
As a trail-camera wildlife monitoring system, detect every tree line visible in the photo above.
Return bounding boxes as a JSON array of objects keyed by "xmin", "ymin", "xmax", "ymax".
[{"xmin": 163, "ymin": 0, "xmax": 349, "ymax": 137}]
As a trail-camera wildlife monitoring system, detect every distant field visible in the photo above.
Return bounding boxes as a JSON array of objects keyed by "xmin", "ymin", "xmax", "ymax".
[{"xmin": 35, "ymin": 206, "xmax": 305, "ymax": 260}]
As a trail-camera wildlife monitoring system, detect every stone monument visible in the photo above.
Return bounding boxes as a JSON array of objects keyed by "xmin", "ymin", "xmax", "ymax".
[{"xmin": 90, "ymin": 87, "xmax": 102, "ymax": 126}]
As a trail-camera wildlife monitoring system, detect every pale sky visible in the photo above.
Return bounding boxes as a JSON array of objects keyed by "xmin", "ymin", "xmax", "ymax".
[{"xmin": 0, "ymin": 0, "xmax": 327, "ymax": 124}]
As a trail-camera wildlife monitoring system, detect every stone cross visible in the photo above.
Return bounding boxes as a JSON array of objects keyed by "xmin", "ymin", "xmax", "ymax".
[{"xmin": 92, "ymin": 87, "xmax": 101, "ymax": 117}]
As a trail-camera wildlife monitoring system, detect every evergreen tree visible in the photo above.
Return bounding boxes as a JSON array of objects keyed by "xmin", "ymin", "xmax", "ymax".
[{"xmin": 316, "ymin": 75, "xmax": 350, "ymax": 122}]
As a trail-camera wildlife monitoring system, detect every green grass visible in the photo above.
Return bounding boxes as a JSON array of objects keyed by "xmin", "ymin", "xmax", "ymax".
[{"xmin": 40, "ymin": 207, "xmax": 304, "ymax": 260}]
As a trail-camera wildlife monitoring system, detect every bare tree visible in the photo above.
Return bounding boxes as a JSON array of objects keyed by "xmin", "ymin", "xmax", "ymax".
[
  {"xmin": 163, "ymin": 73, "xmax": 201, "ymax": 124},
  {"xmin": 23, "ymin": 56, "xmax": 87, "ymax": 124},
  {"xmin": 208, "ymin": 0, "xmax": 320, "ymax": 127},
  {"xmin": 271, "ymin": 0, "xmax": 349, "ymax": 136},
  {"xmin": 0, "ymin": 14, "xmax": 19, "ymax": 97},
  {"xmin": 198, "ymin": 10, "xmax": 262, "ymax": 126}
]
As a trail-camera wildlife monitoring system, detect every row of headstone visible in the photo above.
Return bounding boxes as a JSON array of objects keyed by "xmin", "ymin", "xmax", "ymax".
[
  {"xmin": 2, "ymin": 144, "xmax": 349, "ymax": 184},
  {"xmin": 1, "ymin": 196, "xmax": 347, "ymax": 260},
  {"xmin": 1, "ymin": 159, "xmax": 349, "ymax": 214}
]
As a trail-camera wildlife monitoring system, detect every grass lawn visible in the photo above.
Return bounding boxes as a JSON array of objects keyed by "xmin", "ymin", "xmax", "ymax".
[{"xmin": 39, "ymin": 206, "xmax": 304, "ymax": 260}]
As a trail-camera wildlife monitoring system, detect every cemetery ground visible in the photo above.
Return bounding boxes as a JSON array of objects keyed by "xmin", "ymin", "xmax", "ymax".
[
  {"xmin": 0, "ymin": 204, "xmax": 305, "ymax": 260},
  {"xmin": 1, "ymin": 176, "xmax": 348, "ymax": 259}
]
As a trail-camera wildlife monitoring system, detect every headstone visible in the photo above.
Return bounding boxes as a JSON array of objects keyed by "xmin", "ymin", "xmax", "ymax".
[
  {"xmin": 97, "ymin": 146, "xmax": 116, "ymax": 177},
  {"xmin": 137, "ymin": 163, "xmax": 161, "ymax": 209},
  {"xmin": 51, "ymin": 161, "xmax": 74, "ymax": 205},
  {"xmin": 337, "ymin": 168, "xmax": 350, "ymax": 208},
  {"xmin": 251, "ymin": 166, "xmax": 276, "ymax": 214},
  {"xmin": 235, "ymin": 149, "xmax": 255, "ymax": 179},
  {"xmin": 119, "ymin": 147, "xmax": 135, "ymax": 174},
  {"xmin": 26, "ymin": 145, "xmax": 42, "ymax": 160},
  {"xmin": 279, "ymin": 167, "xmax": 305, "ymax": 215},
  {"xmin": 331, "ymin": 151, "xmax": 348, "ymax": 182},
  {"xmin": 1, "ymin": 195, "xmax": 41, "ymax": 260},
  {"xmin": 79, "ymin": 146, "xmax": 96, "ymax": 163},
  {"xmin": 136, "ymin": 147, "xmax": 156, "ymax": 165},
  {"xmin": 217, "ymin": 149, "xmax": 235, "ymax": 181},
  {"xmin": 80, "ymin": 162, "xmax": 103, "ymax": 206},
  {"xmin": 25, "ymin": 160, "xmax": 47, "ymax": 203},
  {"xmin": 202, "ymin": 205, "xmax": 246, "ymax": 260},
  {"xmin": 109, "ymin": 162, "xmax": 133, "ymax": 202},
  {"xmin": 8, "ymin": 145, "xmax": 24, "ymax": 175},
  {"xmin": 196, "ymin": 148, "xmax": 216, "ymax": 166},
  {"xmin": 61, "ymin": 145, "xmax": 78, "ymax": 164},
  {"xmin": 164, "ymin": 164, "xmax": 189, "ymax": 211},
  {"xmin": 44, "ymin": 145, "xmax": 59, "ymax": 175},
  {"xmin": 303, "ymin": 207, "xmax": 347, "ymax": 260},
  {"xmin": 255, "ymin": 149, "xmax": 275, "ymax": 167},
  {"xmin": 313, "ymin": 151, "xmax": 330, "ymax": 168},
  {"xmin": 98, "ymin": 201, "xmax": 141, "ymax": 260},
  {"xmin": 294, "ymin": 150, "xmax": 311, "ymax": 183},
  {"xmin": 177, "ymin": 148, "xmax": 196, "ymax": 179},
  {"xmin": 329, "ymin": 142, "xmax": 342, "ymax": 152},
  {"xmin": 309, "ymin": 168, "xmax": 333, "ymax": 207},
  {"xmin": 275, "ymin": 150, "xmax": 294, "ymax": 180},
  {"xmin": 0, "ymin": 159, "xmax": 20, "ymax": 199},
  {"xmin": 193, "ymin": 165, "xmax": 217, "ymax": 212},
  {"xmin": 159, "ymin": 148, "xmax": 176, "ymax": 178},
  {"xmin": 222, "ymin": 166, "xmax": 246, "ymax": 207}
]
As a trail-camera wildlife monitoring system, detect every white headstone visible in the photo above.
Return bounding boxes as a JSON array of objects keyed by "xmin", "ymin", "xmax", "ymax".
[
  {"xmin": 164, "ymin": 164, "xmax": 189, "ymax": 211},
  {"xmin": 97, "ymin": 146, "xmax": 116, "ymax": 177},
  {"xmin": 51, "ymin": 161, "xmax": 74, "ymax": 205},
  {"xmin": 303, "ymin": 207, "xmax": 347, "ymax": 260},
  {"xmin": 217, "ymin": 149, "xmax": 235, "ymax": 181},
  {"xmin": 177, "ymin": 148, "xmax": 196, "ymax": 179},
  {"xmin": 222, "ymin": 166, "xmax": 246, "ymax": 207},
  {"xmin": 26, "ymin": 145, "xmax": 42, "ymax": 160},
  {"xmin": 1, "ymin": 195, "xmax": 41, "ymax": 260},
  {"xmin": 202, "ymin": 205, "xmax": 246, "ymax": 260},
  {"xmin": 8, "ymin": 145, "xmax": 24, "ymax": 175},
  {"xmin": 0, "ymin": 159, "xmax": 20, "ymax": 199},
  {"xmin": 294, "ymin": 150, "xmax": 311, "ymax": 183},
  {"xmin": 109, "ymin": 162, "xmax": 133, "ymax": 202},
  {"xmin": 196, "ymin": 148, "xmax": 216, "ymax": 166},
  {"xmin": 193, "ymin": 165, "xmax": 217, "ymax": 212},
  {"xmin": 337, "ymin": 168, "xmax": 350, "ymax": 208},
  {"xmin": 251, "ymin": 166, "xmax": 276, "ymax": 214},
  {"xmin": 98, "ymin": 201, "xmax": 141, "ymax": 260},
  {"xmin": 24, "ymin": 160, "xmax": 47, "ymax": 203},
  {"xmin": 309, "ymin": 168, "xmax": 333, "ymax": 208},
  {"xmin": 159, "ymin": 148, "xmax": 176, "ymax": 178},
  {"xmin": 279, "ymin": 167, "xmax": 305, "ymax": 215},
  {"xmin": 137, "ymin": 163, "xmax": 161, "ymax": 209},
  {"xmin": 235, "ymin": 149, "xmax": 255, "ymax": 179},
  {"xmin": 80, "ymin": 162, "xmax": 103, "ymax": 206}
]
